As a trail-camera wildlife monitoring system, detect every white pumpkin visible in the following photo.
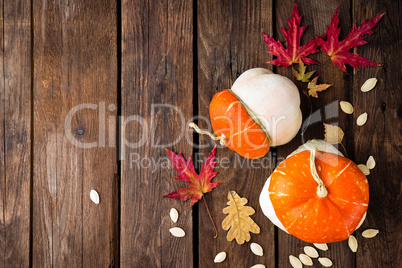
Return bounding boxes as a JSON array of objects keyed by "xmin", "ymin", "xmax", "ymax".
[{"xmin": 231, "ymin": 68, "xmax": 302, "ymax": 146}]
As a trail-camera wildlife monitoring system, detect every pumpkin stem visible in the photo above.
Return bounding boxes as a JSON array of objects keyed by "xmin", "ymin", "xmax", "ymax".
[
  {"xmin": 189, "ymin": 122, "xmax": 227, "ymax": 146},
  {"xmin": 310, "ymin": 149, "xmax": 328, "ymax": 198}
]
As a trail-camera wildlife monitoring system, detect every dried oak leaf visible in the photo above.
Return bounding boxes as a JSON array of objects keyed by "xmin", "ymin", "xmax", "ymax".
[
  {"xmin": 317, "ymin": 8, "xmax": 384, "ymax": 72},
  {"xmin": 324, "ymin": 123, "xmax": 344, "ymax": 144},
  {"xmin": 293, "ymin": 61, "xmax": 316, "ymax": 82},
  {"xmin": 222, "ymin": 191, "xmax": 260, "ymax": 244},
  {"xmin": 308, "ymin": 77, "xmax": 332, "ymax": 98},
  {"xmin": 163, "ymin": 147, "xmax": 221, "ymax": 206},
  {"xmin": 262, "ymin": 4, "xmax": 319, "ymax": 67}
]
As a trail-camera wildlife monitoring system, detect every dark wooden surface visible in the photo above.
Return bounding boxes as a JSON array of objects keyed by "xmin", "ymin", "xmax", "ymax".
[
  {"xmin": 197, "ymin": 1, "xmax": 275, "ymax": 267},
  {"xmin": 0, "ymin": 0, "xmax": 400, "ymax": 267},
  {"xmin": 121, "ymin": 0, "xmax": 193, "ymax": 266},
  {"xmin": 1, "ymin": 0, "xmax": 31, "ymax": 266},
  {"xmin": 33, "ymin": 0, "xmax": 118, "ymax": 266},
  {"xmin": 275, "ymin": 1, "xmax": 357, "ymax": 267}
]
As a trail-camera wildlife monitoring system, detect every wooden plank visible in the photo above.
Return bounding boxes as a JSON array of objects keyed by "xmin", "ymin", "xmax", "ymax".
[
  {"xmin": 275, "ymin": 1, "xmax": 355, "ymax": 267},
  {"xmin": 0, "ymin": 0, "xmax": 31, "ymax": 266},
  {"xmin": 352, "ymin": 1, "xmax": 401, "ymax": 267},
  {"xmin": 120, "ymin": 0, "xmax": 194, "ymax": 266},
  {"xmin": 197, "ymin": 0, "xmax": 274, "ymax": 267},
  {"xmin": 33, "ymin": 0, "xmax": 118, "ymax": 266}
]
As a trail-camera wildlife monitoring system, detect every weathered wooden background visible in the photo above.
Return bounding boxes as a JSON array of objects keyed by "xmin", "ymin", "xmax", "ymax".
[{"xmin": 0, "ymin": 0, "xmax": 400, "ymax": 267}]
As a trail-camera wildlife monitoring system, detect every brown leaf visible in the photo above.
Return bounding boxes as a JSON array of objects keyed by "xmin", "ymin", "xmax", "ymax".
[
  {"xmin": 222, "ymin": 191, "xmax": 260, "ymax": 244},
  {"xmin": 323, "ymin": 123, "xmax": 344, "ymax": 144}
]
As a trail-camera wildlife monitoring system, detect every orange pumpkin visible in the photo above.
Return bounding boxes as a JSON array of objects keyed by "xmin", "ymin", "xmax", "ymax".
[
  {"xmin": 260, "ymin": 140, "xmax": 369, "ymax": 243},
  {"xmin": 209, "ymin": 89, "xmax": 270, "ymax": 159}
]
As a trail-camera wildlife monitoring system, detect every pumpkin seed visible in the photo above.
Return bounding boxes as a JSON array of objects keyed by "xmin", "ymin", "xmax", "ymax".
[
  {"xmin": 299, "ymin": 253, "xmax": 313, "ymax": 266},
  {"xmin": 250, "ymin": 242, "xmax": 263, "ymax": 256},
  {"xmin": 214, "ymin": 252, "xmax": 226, "ymax": 263},
  {"xmin": 170, "ymin": 208, "xmax": 179, "ymax": 223},
  {"xmin": 289, "ymin": 255, "xmax": 302, "ymax": 268},
  {"xmin": 366, "ymin": 156, "xmax": 376, "ymax": 169},
  {"xmin": 313, "ymin": 243, "xmax": 328, "ymax": 251},
  {"xmin": 356, "ymin": 112, "xmax": 368, "ymax": 126},
  {"xmin": 348, "ymin": 235, "xmax": 358, "ymax": 252},
  {"xmin": 362, "ymin": 229, "xmax": 379, "ymax": 238},
  {"xmin": 361, "ymin": 78, "xmax": 377, "ymax": 92},
  {"xmin": 90, "ymin": 190, "xmax": 100, "ymax": 204},
  {"xmin": 358, "ymin": 164, "xmax": 370, "ymax": 175},
  {"xmin": 304, "ymin": 246, "xmax": 319, "ymax": 258},
  {"xmin": 169, "ymin": 227, "xmax": 185, "ymax": 237},
  {"xmin": 250, "ymin": 265, "xmax": 265, "ymax": 268},
  {"xmin": 340, "ymin": 101, "xmax": 354, "ymax": 114},
  {"xmin": 318, "ymin": 257, "xmax": 333, "ymax": 267}
]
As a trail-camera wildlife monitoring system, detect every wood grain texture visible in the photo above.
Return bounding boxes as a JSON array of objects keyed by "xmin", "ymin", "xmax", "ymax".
[
  {"xmin": 197, "ymin": 0, "xmax": 274, "ymax": 267},
  {"xmin": 120, "ymin": 0, "xmax": 194, "ymax": 266},
  {"xmin": 33, "ymin": 0, "xmax": 118, "ymax": 267},
  {"xmin": 0, "ymin": 0, "xmax": 31, "ymax": 266},
  {"xmin": 352, "ymin": 1, "xmax": 401, "ymax": 267},
  {"xmin": 0, "ymin": 0, "xmax": 397, "ymax": 267},
  {"xmin": 274, "ymin": 1, "xmax": 355, "ymax": 267}
]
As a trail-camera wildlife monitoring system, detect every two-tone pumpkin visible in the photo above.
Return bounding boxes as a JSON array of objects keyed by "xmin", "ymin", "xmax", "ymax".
[
  {"xmin": 260, "ymin": 140, "xmax": 369, "ymax": 243},
  {"xmin": 208, "ymin": 68, "xmax": 302, "ymax": 159}
]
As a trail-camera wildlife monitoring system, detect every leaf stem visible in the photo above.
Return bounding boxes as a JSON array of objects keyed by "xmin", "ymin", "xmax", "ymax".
[
  {"xmin": 315, "ymin": 56, "xmax": 331, "ymax": 77},
  {"xmin": 203, "ymin": 196, "xmax": 218, "ymax": 238},
  {"xmin": 340, "ymin": 142, "xmax": 349, "ymax": 157},
  {"xmin": 297, "ymin": 79, "xmax": 305, "ymax": 94}
]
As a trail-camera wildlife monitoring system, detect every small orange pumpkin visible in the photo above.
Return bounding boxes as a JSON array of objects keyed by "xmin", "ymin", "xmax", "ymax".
[{"xmin": 260, "ymin": 140, "xmax": 369, "ymax": 243}]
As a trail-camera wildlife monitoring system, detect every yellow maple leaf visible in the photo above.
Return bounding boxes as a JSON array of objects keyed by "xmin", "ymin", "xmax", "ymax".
[
  {"xmin": 221, "ymin": 191, "xmax": 260, "ymax": 244},
  {"xmin": 308, "ymin": 77, "xmax": 331, "ymax": 98},
  {"xmin": 293, "ymin": 61, "xmax": 315, "ymax": 82},
  {"xmin": 324, "ymin": 123, "xmax": 344, "ymax": 144}
]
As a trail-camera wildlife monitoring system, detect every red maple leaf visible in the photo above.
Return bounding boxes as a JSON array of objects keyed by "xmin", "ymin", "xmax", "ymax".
[
  {"xmin": 163, "ymin": 147, "xmax": 221, "ymax": 206},
  {"xmin": 262, "ymin": 4, "xmax": 319, "ymax": 67},
  {"xmin": 317, "ymin": 8, "xmax": 384, "ymax": 72}
]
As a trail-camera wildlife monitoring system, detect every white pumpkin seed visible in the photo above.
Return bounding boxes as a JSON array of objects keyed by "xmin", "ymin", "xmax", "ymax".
[
  {"xmin": 169, "ymin": 227, "xmax": 185, "ymax": 237},
  {"xmin": 356, "ymin": 112, "xmax": 368, "ymax": 126},
  {"xmin": 318, "ymin": 257, "xmax": 333, "ymax": 267},
  {"xmin": 362, "ymin": 229, "xmax": 379, "ymax": 238},
  {"xmin": 304, "ymin": 246, "xmax": 319, "ymax": 258},
  {"xmin": 366, "ymin": 156, "xmax": 376, "ymax": 169},
  {"xmin": 313, "ymin": 243, "xmax": 328, "ymax": 251},
  {"xmin": 170, "ymin": 208, "xmax": 179, "ymax": 223},
  {"xmin": 361, "ymin": 78, "xmax": 378, "ymax": 92},
  {"xmin": 250, "ymin": 242, "xmax": 263, "ymax": 256},
  {"xmin": 299, "ymin": 253, "xmax": 313, "ymax": 266},
  {"xmin": 250, "ymin": 265, "xmax": 265, "ymax": 268},
  {"xmin": 348, "ymin": 235, "xmax": 358, "ymax": 252},
  {"xmin": 358, "ymin": 164, "xmax": 370, "ymax": 175},
  {"xmin": 90, "ymin": 190, "xmax": 100, "ymax": 204},
  {"xmin": 289, "ymin": 255, "xmax": 303, "ymax": 268},
  {"xmin": 340, "ymin": 101, "xmax": 354, "ymax": 114},
  {"xmin": 214, "ymin": 252, "xmax": 226, "ymax": 263}
]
